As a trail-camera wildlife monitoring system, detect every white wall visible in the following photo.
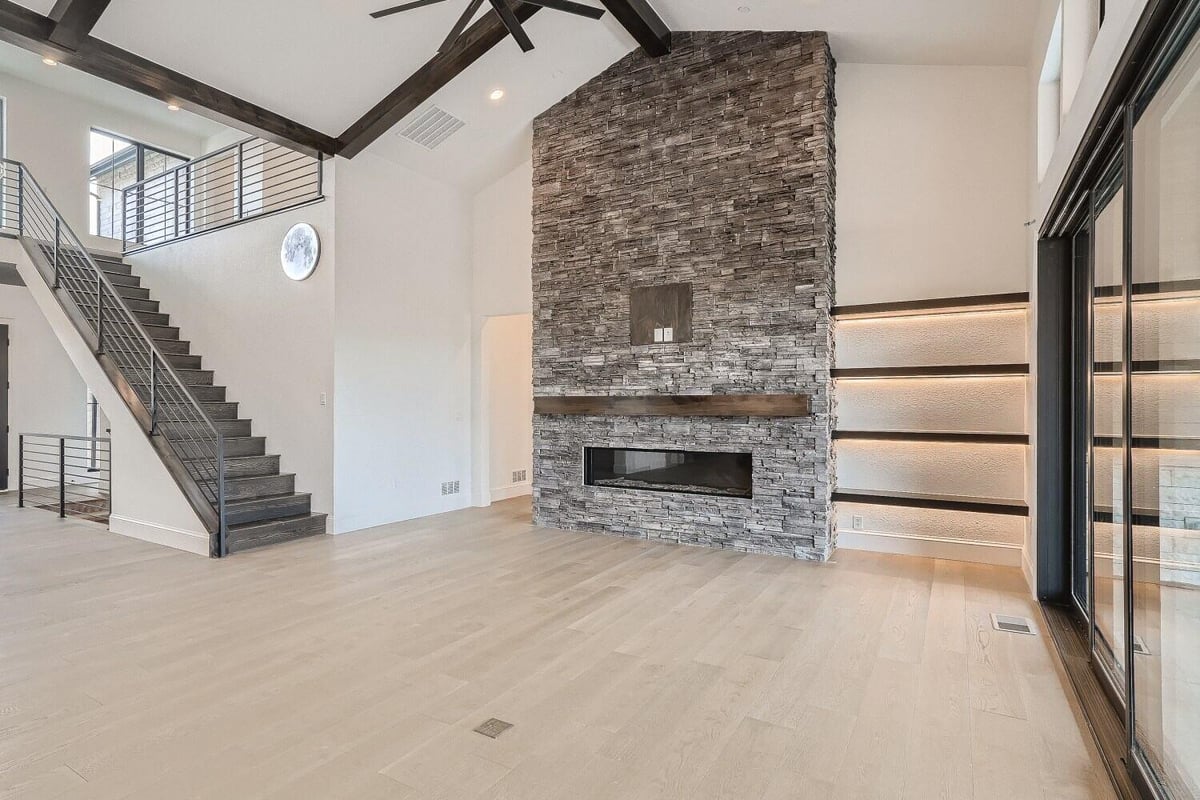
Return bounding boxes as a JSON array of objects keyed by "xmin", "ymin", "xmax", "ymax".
[
  {"xmin": 333, "ymin": 153, "xmax": 474, "ymax": 533},
  {"xmin": 482, "ymin": 313, "xmax": 533, "ymax": 503},
  {"xmin": 836, "ymin": 63, "xmax": 1030, "ymax": 304},
  {"xmin": 0, "ymin": 71, "xmax": 213, "ymax": 252},
  {"xmin": 833, "ymin": 62, "xmax": 1033, "ymax": 567},
  {"xmin": 470, "ymin": 160, "xmax": 533, "ymax": 506},
  {"xmin": 0, "ymin": 279, "xmax": 88, "ymax": 485},
  {"xmin": 2, "ymin": 239, "xmax": 208, "ymax": 552},
  {"xmin": 128, "ymin": 182, "xmax": 336, "ymax": 521}
]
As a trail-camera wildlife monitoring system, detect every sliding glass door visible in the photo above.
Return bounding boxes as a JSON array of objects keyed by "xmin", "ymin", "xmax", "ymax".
[
  {"xmin": 1090, "ymin": 168, "xmax": 1129, "ymax": 692},
  {"xmin": 1055, "ymin": 4, "xmax": 1200, "ymax": 797},
  {"xmin": 1129, "ymin": 29, "xmax": 1200, "ymax": 799}
]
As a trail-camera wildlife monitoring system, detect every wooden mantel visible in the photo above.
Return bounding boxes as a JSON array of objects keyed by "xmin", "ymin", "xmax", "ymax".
[{"xmin": 533, "ymin": 395, "xmax": 812, "ymax": 418}]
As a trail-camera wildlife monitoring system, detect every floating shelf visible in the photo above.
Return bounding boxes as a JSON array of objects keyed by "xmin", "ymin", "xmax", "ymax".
[
  {"xmin": 1092, "ymin": 506, "xmax": 1164, "ymax": 527},
  {"xmin": 832, "ymin": 292, "xmax": 1029, "ymax": 319},
  {"xmin": 831, "ymin": 364, "xmax": 1029, "ymax": 379},
  {"xmin": 833, "ymin": 430, "xmax": 1029, "ymax": 445},
  {"xmin": 1094, "ymin": 436, "xmax": 1200, "ymax": 451},
  {"xmin": 1094, "ymin": 278, "xmax": 1200, "ymax": 299},
  {"xmin": 833, "ymin": 489, "xmax": 1029, "ymax": 517},
  {"xmin": 1093, "ymin": 359, "xmax": 1200, "ymax": 375}
]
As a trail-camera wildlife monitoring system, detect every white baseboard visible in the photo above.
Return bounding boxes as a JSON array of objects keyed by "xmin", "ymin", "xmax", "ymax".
[
  {"xmin": 108, "ymin": 514, "xmax": 209, "ymax": 556},
  {"xmin": 491, "ymin": 482, "xmax": 532, "ymax": 503},
  {"xmin": 837, "ymin": 528, "xmax": 1023, "ymax": 567}
]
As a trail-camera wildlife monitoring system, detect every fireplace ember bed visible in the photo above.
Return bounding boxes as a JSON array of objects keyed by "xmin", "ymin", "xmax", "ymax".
[{"xmin": 584, "ymin": 447, "xmax": 753, "ymax": 499}]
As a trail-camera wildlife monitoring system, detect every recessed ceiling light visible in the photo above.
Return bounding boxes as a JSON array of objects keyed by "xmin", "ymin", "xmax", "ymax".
[
  {"xmin": 166, "ymin": 103, "xmax": 180, "ymax": 112},
  {"xmin": 489, "ymin": 88, "xmax": 505, "ymax": 101},
  {"xmin": 42, "ymin": 57, "xmax": 57, "ymax": 66}
]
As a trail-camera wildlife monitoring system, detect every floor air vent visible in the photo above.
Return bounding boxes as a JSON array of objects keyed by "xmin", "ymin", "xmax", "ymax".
[
  {"xmin": 398, "ymin": 106, "xmax": 465, "ymax": 150},
  {"xmin": 990, "ymin": 613, "xmax": 1037, "ymax": 635},
  {"xmin": 473, "ymin": 718, "xmax": 513, "ymax": 739},
  {"xmin": 1133, "ymin": 635, "xmax": 1151, "ymax": 656}
]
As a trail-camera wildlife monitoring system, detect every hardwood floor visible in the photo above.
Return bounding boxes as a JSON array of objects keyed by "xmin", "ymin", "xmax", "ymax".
[{"xmin": 0, "ymin": 495, "xmax": 1114, "ymax": 799}]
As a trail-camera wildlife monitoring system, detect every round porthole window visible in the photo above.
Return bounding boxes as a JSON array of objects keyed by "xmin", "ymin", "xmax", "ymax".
[{"xmin": 281, "ymin": 223, "xmax": 320, "ymax": 281}]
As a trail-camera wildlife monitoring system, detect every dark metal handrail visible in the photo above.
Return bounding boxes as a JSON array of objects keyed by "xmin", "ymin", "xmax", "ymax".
[
  {"xmin": 18, "ymin": 433, "xmax": 111, "ymax": 522},
  {"xmin": 120, "ymin": 136, "xmax": 323, "ymax": 254},
  {"xmin": 0, "ymin": 158, "xmax": 228, "ymax": 554}
]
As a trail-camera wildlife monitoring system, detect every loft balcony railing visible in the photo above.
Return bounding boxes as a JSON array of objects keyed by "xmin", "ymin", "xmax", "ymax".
[
  {"xmin": 18, "ymin": 433, "xmax": 111, "ymax": 523},
  {"xmin": 0, "ymin": 158, "xmax": 230, "ymax": 555},
  {"xmin": 120, "ymin": 137, "xmax": 324, "ymax": 254}
]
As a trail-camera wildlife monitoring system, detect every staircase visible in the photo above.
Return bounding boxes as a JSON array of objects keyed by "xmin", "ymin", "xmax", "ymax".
[
  {"xmin": 84, "ymin": 251, "xmax": 327, "ymax": 553},
  {"xmin": 2, "ymin": 158, "xmax": 326, "ymax": 555}
]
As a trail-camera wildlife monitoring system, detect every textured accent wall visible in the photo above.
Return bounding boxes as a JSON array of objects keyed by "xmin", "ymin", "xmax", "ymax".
[{"xmin": 531, "ymin": 31, "xmax": 837, "ymax": 560}]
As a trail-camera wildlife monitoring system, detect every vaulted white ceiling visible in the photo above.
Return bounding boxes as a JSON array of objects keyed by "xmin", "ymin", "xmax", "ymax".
[{"xmin": 7, "ymin": 0, "xmax": 1041, "ymax": 189}]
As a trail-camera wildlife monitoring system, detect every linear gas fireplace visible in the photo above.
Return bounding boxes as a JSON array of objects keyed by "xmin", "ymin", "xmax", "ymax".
[{"xmin": 584, "ymin": 447, "xmax": 753, "ymax": 499}]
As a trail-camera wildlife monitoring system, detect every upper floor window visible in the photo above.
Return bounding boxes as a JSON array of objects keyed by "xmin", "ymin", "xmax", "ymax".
[{"xmin": 88, "ymin": 129, "xmax": 186, "ymax": 239}]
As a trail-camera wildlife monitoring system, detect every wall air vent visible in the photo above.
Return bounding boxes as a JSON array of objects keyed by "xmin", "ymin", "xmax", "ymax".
[{"xmin": 398, "ymin": 106, "xmax": 465, "ymax": 150}]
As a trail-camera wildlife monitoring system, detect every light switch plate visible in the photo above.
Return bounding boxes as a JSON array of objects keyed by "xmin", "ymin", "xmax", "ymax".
[
  {"xmin": 653, "ymin": 327, "xmax": 664, "ymax": 343},
  {"xmin": 852, "ymin": 515, "xmax": 864, "ymax": 530},
  {"xmin": 663, "ymin": 327, "xmax": 673, "ymax": 342}
]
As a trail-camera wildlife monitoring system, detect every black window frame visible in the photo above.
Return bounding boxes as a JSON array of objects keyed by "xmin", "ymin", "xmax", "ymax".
[{"xmin": 88, "ymin": 127, "xmax": 188, "ymax": 241}]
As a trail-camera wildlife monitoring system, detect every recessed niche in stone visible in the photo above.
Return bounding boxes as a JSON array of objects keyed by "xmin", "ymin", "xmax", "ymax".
[
  {"xmin": 630, "ymin": 283, "xmax": 693, "ymax": 345},
  {"xmin": 584, "ymin": 447, "xmax": 752, "ymax": 498}
]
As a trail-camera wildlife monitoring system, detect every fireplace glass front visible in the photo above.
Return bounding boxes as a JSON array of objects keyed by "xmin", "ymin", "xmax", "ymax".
[{"xmin": 584, "ymin": 447, "xmax": 752, "ymax": 499}]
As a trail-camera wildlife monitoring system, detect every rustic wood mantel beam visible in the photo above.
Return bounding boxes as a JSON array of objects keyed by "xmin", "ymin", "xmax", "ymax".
[{"xmin": 534, "ymin": 395, "xmax": 812, "ymax": 418}]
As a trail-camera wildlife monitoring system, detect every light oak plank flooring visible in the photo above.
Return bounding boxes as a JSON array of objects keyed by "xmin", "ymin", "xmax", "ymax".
[{"xmin": 0, "ymin": 495, "xmax": 1113, "ymax": 799}]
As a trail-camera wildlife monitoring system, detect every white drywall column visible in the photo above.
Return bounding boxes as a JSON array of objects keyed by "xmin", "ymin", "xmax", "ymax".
[{"xmin": 470, "ymin": 160, "xmax": 533, "ymax": 506}]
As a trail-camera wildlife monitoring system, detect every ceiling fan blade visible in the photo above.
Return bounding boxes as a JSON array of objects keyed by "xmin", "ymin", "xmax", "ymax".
[
  {"xmin": 487, "ymin": 0, "xmax": 535, "ymax": 51},
  {"xmin": 521, "ymin": 0, "xmax": 604, "ymax": 20},
  {"xmin": 439, "ymin": 0, "xmax": 486, "ymax": 52},
  {"xmin": 371, "ymin": 0, "xmax": 448, "ymax": 19}
]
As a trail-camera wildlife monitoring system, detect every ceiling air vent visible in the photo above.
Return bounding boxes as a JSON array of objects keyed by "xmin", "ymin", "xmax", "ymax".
[{"xmin": 398, "ymin": 106, "xmax": 465, "ymax": 150}]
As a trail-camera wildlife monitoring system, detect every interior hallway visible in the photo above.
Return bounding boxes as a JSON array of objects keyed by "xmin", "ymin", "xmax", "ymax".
[{"xmin": 0, "ymin": 496, "xmax": 1112, "ymax": 799}]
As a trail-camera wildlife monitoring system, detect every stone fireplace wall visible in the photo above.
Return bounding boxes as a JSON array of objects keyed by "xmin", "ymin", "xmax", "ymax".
[{"xmin": 531, "ymin": 31, "xmax": 836, "ymax": 559}]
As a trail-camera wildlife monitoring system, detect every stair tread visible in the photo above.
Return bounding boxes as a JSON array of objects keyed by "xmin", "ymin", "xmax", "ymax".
[
  {"xmin": 227, "ymin": 491, "xmax": 310, "ymax": 507},
  {"xmin": 184, "ymin": 452, "xmax": 275, "ymax": 461},
  {"xmin": 226, "ymin": 472, "xmax": 295, "ymax": 483},
  {"xmin": 229, "ymin": 512, "xmax": 325, "ymax": 532}
]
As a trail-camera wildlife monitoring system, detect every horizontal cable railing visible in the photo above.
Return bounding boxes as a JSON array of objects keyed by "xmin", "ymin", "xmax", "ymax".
[
  {"xmin": 0, "ymin": 158, "xmax": 228, "ymax": 555},
  {"xmin": 121, "ymin": 137, "xmax": 324, "ymax": 253},
  {"xmin": 18, "ymin": 433, "xmax": 111, "ymax": 522}
]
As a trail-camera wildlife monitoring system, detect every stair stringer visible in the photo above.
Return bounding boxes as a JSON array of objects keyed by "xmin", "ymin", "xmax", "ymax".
[{"xmin": 5, "ymin": 241, "xmax": 211, "ymax": 555}]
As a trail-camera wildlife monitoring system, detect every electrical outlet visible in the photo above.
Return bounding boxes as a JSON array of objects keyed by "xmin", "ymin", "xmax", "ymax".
[
  {"xmin": 852, "ymin": 515, "xmax": 864, "ymax": 530},
  {"xmin": 319, "ymin": 392, "xmax": 328, "ymax": 407}
]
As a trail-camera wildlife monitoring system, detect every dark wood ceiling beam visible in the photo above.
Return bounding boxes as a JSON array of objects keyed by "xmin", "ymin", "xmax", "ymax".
[
  {"xmin": 598, "ymin": 0, "xmax": 669, "ymax": 57},
  {"xmin": 0, "ymin": 0, "xmax": 340, "ymax": 157},
  {"xmin": 338, "ymin": 2, "xmax": 541, "ymax": 159},
  {"xmin": 48, "ymin": 0, "xmax": 112, "ymax": 50}
]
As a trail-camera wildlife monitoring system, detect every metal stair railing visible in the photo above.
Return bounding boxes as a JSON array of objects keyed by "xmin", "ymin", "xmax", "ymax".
[
  {"xmin": 120, "ymin": 137, "xmax": 324, "ymax": 254},
  {"xmin": 0, "ymin": 158, "xmax": 229, "ymax": 556},
  {"xmin": 18, "ymin": 433, "xmax": 111, "ymax": 522}
]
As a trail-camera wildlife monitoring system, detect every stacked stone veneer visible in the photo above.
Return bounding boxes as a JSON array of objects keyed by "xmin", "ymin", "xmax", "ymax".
[{"xmin": 531, "ymin": 32, "xmax": 837, "ymax": 560}]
